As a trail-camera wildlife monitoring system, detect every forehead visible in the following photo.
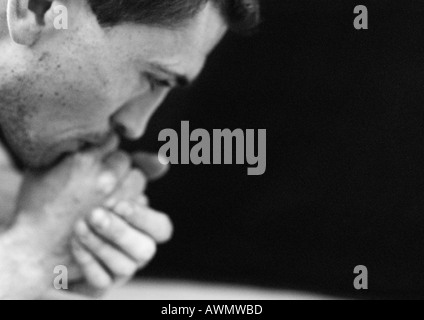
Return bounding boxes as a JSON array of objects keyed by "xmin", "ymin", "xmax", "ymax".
[{"xmin": 104, "ymin": 2, "xmax": 228, "ymax": 78}]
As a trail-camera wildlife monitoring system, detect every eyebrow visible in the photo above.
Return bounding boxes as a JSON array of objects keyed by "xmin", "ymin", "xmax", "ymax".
[{"xmin": 149, "ymin": 63, "xmax": 194, "ymax": 88}]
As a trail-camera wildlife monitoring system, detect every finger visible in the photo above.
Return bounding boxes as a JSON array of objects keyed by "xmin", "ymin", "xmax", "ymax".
[
  {"xmin": 71, "ymin": 238, "xmax": 113, "ymax": 291},
  {"xmin": 113, "ymin": 200, "xmax": 173, "ymax": 243},
  {"xmin": 95, "ymin": 170, "xmax": 119, "ymax": 196},
  {"xmin": 87, "ymin": 134, "xmax": 120, "ymax": 160},
  {"xmin": 88, "ymin": 208, "xmax": 157, "ymax": 266},
  {"xmin": 103, "ymin": 151, "xmax": 131, "ymax": 182},
  {"xmin": 68, "ymin": 281, "xmax": 103, "ymax": 299},
  {"xmin": 118, "ymin": 169, "xmax": 146, "ymax": 198},
  {"xmin": 96, "ymin": 152, "xmax": 131, "ymax": 196},
  {"xmin": 74, "ymin": 220, "xmax": 138, "ymax": 280},
  {"xmin": 132, "ymin": 152, "xmax": 169, "ymax": 181},
  {"xmin": 136, "ymin": 195, "xmax": 149, "ymax": 207},
  {"xmin": 105, "ymin": 170, "xmax": 147, "ymax": 208}
]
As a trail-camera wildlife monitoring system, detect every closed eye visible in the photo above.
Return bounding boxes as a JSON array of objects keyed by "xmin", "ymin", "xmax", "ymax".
[{"xmin": 145, "ymin": 73, "xmax": 173, "ymax": 91}]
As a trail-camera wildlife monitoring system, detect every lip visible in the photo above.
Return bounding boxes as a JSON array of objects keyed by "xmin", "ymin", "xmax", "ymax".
[
  {"xmin": 82, "ymin": 132, "xmax": 119, "ymax": 149},
  {"xmin": 50, "ymin": 139, "xmax": 84, "ymax": 156},
  {"xmin": 38, "ymin": 139, "xmax": 83, "ymax": 167},
  {"xmin": 40, "ymin": 132, "xmax": 119, "ymax": 167}
]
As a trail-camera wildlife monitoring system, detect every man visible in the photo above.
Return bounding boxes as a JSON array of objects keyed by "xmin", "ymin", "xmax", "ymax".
[{"xmin": 0, "ymin": 0, "xmax": 260, "ymax": 299}]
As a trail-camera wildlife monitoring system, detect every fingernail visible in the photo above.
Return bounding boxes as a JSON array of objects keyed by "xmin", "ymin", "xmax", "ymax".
[
  {"xmin": 91, "ymin": 208, "xmax": 110, "ymax": 230},
  {"xmin": 115, "ymin": 201, "xmax": 133, "ymax": 217}
]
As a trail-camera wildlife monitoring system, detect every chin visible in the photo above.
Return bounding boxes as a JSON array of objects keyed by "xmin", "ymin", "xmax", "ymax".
[
  {"xmin": 0, "ymin": 128, "xmax": 112, "ymax": 170},
  {"xmin": 34, "ymin": 139, "xmax": 84, "ymax": 169},
  {"xmin": 6, "ymin": 139, "xmax": 81, "ymax": 170},
  {"xmin": 30, "ymin": 151, "xmax": 63, "ymax": 169},
  {"xmin": 11, "ymin": 148, "xmax": 57, "ymax": 170}
]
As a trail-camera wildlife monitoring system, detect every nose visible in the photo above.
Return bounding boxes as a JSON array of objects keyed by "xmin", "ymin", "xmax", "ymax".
[{"xmin": 111, "ymin": 93, "xmax": 167, "ymax": 140}]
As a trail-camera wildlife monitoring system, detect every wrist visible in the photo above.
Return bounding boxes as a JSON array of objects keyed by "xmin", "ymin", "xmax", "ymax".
[
  {"xmin": 7, "ymin": 215, "xmax": 73, "ymax": 286},
  {"xmin": 0, "ymin": 224, "xmax": 49, "ymax": 299},
  {"xmin": 13, "ymin": 211, "xmax": 71, "ymax": 266}
]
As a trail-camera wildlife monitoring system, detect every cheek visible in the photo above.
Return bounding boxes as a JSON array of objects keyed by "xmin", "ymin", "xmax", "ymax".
[
  {"xmin": 31, "ymin": 88, "xmax": 112, "ymax": 139},
  {"xmin": 27, "ymin": 63, "xmax": 117, "ymax": 138}
]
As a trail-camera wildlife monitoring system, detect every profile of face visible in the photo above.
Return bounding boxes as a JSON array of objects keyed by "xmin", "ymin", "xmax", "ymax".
[{"xmin": 0, "ymin": 0, "xmax": 227, "ymax": 168}]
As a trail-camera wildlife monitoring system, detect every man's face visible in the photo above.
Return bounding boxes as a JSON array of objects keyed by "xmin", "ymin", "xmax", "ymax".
[{"xmin": 0, "ymin": 1, "xmax": 227, "ymax": 168}]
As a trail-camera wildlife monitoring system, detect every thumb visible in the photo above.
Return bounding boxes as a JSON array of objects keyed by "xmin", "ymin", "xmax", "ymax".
[{"xmin": 132, "ymin": 152, "xmax": 169, "ymax": 181}]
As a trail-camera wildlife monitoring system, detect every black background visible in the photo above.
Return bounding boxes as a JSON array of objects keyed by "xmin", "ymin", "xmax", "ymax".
[{"xmin": 127, "ymin": 0, "xmax": 424, "ymax": 299}]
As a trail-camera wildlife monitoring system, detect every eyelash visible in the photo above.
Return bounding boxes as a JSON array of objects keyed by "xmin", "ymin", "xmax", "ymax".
[{"xmin": 146, "ymin": 73, "xmax": 172, "ymax": 91}]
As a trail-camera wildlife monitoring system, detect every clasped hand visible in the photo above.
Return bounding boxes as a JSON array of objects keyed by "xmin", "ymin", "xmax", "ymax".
[{"xmin": 15, "ymin": 136, "xmax": 173, "ymax": 297}]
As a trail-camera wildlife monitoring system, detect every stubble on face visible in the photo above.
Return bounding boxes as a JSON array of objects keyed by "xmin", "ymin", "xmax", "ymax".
[{"xmin": 0, "ymin": 2, "xmax": 228, "ymax": 169}]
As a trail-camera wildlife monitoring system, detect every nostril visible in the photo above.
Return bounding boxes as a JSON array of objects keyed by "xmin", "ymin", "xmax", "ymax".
[
  {"xmin": 112, "ymin": 121, "xmax": 142, "ymax": 140},
  {"xmin": 112, "ymin": 122, "xmax": 128, "ymax": 138}
]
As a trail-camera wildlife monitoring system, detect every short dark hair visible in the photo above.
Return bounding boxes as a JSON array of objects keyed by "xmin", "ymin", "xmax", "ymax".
[{"xmin": 87, "ymin": 0, "xmax": 260, "ymax": 34}]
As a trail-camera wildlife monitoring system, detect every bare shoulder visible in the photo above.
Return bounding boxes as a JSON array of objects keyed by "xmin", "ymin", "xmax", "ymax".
[{"xmin": 0, "ymin": 143, "xmax": 22, "ymax": 229}]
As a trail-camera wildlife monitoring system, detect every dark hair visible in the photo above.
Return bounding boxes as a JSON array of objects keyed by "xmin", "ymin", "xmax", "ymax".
[{"xmin": 87, "ymin": 0, "xmax": 260, "ymax": 34}]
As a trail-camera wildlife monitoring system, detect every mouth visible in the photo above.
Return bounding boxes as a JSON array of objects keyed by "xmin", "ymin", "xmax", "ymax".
[
  {"xmin": 42, "ymin": 140, "xmax": 85, "ymax": 166},
  {"xmin": 85, "ymin": 133, "xmax": 113, "ymax": 146},
  {"xmin": 42, "ymin": 132, "xmax": 119, "ymax": 167},
  {"xmin": 79, "ymin": 132, "xmax": 120, "ymax": 151}
]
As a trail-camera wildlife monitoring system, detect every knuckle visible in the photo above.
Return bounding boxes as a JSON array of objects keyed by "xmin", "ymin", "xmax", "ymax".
[
  {"xmin": 115, "ymin": 201, "xmax": 135, "ymax": 218},
  {"xmin": 96, "ymin": 171, "xmax": 117, "ymax": 195}
]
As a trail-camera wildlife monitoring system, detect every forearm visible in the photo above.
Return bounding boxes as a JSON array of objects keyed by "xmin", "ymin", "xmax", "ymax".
[{"xmin": 0, "ymin": 224, "xmax": 54, "ymax": 300}]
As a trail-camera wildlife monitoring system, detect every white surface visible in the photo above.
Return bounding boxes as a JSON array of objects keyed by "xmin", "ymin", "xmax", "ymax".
[{"xmin": 105, "ymin": 279, "xmax": 330, "ymax": 300}]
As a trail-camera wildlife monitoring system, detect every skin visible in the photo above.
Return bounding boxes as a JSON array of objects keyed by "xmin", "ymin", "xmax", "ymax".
[{"xmin": 0, "ymin": 0, "xmax": 227, "ymax": 299}]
